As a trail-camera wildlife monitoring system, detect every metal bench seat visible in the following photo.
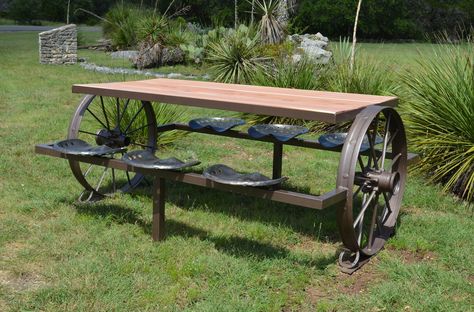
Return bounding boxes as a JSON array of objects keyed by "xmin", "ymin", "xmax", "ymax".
[
  {"xmin": 203, "ymin": 164, "xmax": 288, "ymax": 187},
  {"xmin": 248, "ymin": 124, "xmax": 309, "ymax": 142},
  {"xmin": 189, "ymin": 117, "xmax": 246, "ymax": 133},
  {"xmin": 52, "ymin": 139, "xmax": 126, "ymax": 156},
  {"xmin": 318, "ymin": 133, "xmax": 383, "ymax": 152},
  {"xmin": 122, "ymin": 150, "xmax": 200, "ymax": 170}
]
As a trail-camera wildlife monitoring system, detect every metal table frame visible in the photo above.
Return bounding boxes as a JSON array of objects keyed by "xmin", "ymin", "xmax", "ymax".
[{"xmin": 35, "ymin": 79, "xmax": 417, "ymax": 273}]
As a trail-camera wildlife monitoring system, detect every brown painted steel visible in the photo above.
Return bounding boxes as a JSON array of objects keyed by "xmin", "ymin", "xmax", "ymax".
[
  {"xmin": 35, "ymin": 144, "xmax": 347, "ymax": 210},
  {"xmin": 152, "ymin": 178, "xmax": 166, "ymax": 241},
  {"xmin": 67, "ymin": 95, "xmax": 157, "ymax": 197},
  {"xmin": 72, "ymin": 79, "xmax": 398, "ymax": 123},
  {"xmin": 336, "ymin": 106, "xmax": 407, "ymax": 256},
  {"xmin": 159, "ymin": 123, "xmax": 419, "ymax": 165}
]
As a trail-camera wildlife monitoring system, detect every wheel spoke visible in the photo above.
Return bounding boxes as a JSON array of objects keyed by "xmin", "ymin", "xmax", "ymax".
[
  {"xmin": 381, "ymin": 192, "xmax": 392, "ymax": 223},
  {"xmin": 358, "ymin": 155, "xmax": 365, "ymax": 171},
  {"xmin": 78, "ymin": 129, "xmax": 110, "ymax": 141},
  {"xmin": 380, "ymin": 114, "xmax": 391, "ymax": 169},
  {"xmin": 353, "ymin": 184, "xmax": 363, "ymax": 199},
  {"xmin": 130, "ymin": 141, "xmax": 154, "ymax": 149},
  {"xmin": 124, "ymin": 103, "xmax": 144, "ymax": 134},
  {"xmin": 111, "ymin": 168, "xmax": 116, "ymax": 193},
  {"xmin": 392, "ymin": 152, "xmax": 402, "ymax": 167},
  {"xmin": 367, "ymin": 194, "xmax": 380, "ymax": 249},
  {"xmin": 386, "ymin": 128, "xmax": 399, "ymax": 147},
  {"xmin": 116, "ymin": 98, "xmax": 121, "ymax": 130},
  {"xmin": 353, "ymin": 190, "xmax": 377, "ymax": 228},
  {"xmin": 83, "ymin": 164, "xmax": 94, "ymax": 177},
  {"xmin": 126, "ymin": 122, "xmax": 155, "ymax": 136},
  {"xmin": 382, "ymin": 192, "xmax": 392, "ymax": 213},
  {"xmin": 95, "ymin": 167, "xmax": 108, "ymax": 192},
  {"xmin": 86, "ymin": 108, "xmax": 108, "ymax": 130},
  {"xmin": 118, "ymin": 99, "xmax": 130, "ymax": 126},
  {"xmin": 368, "ymin": 117, "xmax": 380, "ymax": 170},
  {"xmin": 100, "ymin": 96, "xmax": 110, "ymax": 130}
]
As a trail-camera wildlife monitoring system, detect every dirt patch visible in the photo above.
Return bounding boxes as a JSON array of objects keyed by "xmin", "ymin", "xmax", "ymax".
[
  {"xmin": 387, "ymin": 246, "xmax": 437, "ymax": 264},
  {"xmin": 289, "ymin": 236, "xmax": 336, "ymax": 254},
  {"xmin": 0, "ymin": 242, "xmax": 27, "ymax": 261},
  {"xmin": 0, "ymin": 270, "xmax": 45, "ymax": 292},
  {"xmin": 335, "ymin": 258, "xmax": 384, "ymax": 295},
  {"xmin": 305, "ymin": 257, "xmax": 385, "ymax": 306}
]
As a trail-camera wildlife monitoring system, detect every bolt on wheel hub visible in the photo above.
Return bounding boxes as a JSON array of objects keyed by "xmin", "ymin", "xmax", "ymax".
[{"xmin": 95, "ymin": 128, "xmax": 131, "ymax": 148}]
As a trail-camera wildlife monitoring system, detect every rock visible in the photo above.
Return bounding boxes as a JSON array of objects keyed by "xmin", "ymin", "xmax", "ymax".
[
  {"xmin": 132, "ymin": 42, "xmax": 185, "ymax": 69},
  {"xmin": 288, "ymin": 33, "xmax": 332, "ymax": 64},
  {"xmin": 161, "ymin": 47, "xmax": 185, "ymax": 66},
  {"xmin": 110, "ymin": 50, "xmax": 138, "ymax": 60},
  {"xmin": 132, "ymin": 42, "xmax": 162, "ymax": 69}
]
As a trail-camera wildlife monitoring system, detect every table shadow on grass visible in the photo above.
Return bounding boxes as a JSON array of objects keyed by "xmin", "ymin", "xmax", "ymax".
[
  {"xmin": 135, "ymin": 180, "xmax": 341, "ymax": 243},
  {"xmin": 72, "ymin": 201, "xmax": 337, "ymax": 268}
]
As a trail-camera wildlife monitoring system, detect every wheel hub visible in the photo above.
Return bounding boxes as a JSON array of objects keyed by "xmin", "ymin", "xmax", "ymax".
[
  {"xmin": 356, "ymin": 170, "xmax": 401, "ymax": 194},
  {"xmin": 95, "ymin": 128, "xmax": 131, "ymax": 148}
]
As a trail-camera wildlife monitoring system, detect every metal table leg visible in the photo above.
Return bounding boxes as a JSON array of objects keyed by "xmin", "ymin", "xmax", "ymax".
[{"xmin": 152, "ymin": 177, "xmax": 166, "ymax": 241}]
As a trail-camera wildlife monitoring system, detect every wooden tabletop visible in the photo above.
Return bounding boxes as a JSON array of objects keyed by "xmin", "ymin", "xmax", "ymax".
[{"xmin": 72, "ymin": 78, "xmax": 398, "ymax": 123}]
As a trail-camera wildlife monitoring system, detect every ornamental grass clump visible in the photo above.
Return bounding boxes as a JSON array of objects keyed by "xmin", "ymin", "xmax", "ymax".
[
  {"xmin": 207, "ymin": 25, "xmax": 266, "ymax": 84},
  {"xmin": 103, "ymin": 5, "xmax": 143, "ymax": 49},
  {"xmin": 401, "ymin": 40, "xmax": 474, "ymax": 201},
  {"xmin": 242, "ymin": 57, "xmax": 326, "ymax": 131},
  {"xmin": 327, "ymin": 38, "xmax": 398, "ymax": 96}
]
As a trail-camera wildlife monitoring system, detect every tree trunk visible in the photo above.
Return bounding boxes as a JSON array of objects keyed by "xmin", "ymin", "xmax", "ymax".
[
  {"xmin": 350, "ymin": 0, "xmax": 363, "ymax": 72},
  {"xmin": 235, "ymin": 0, "xmax": 238, "ymax": 28},
  {"xmin": 66, "ymin": 0, "xmax": 70, "ymax": 24},
  {"xmin": 251, "ymin": 0, "xmax": 255, "ymax": 25},
  {"xmin": 277, "ymin": 0, "xmax": 289, "ymax": 28}
]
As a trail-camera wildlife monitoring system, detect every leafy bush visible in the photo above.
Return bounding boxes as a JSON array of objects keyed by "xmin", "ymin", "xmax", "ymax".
[
  {"xmin": 401, "ymin": 40, "xmax": 474, "ymax": 201},
  {"xmin": 207, "ymin": 24, "xmax": 266, "ymax": 84}
]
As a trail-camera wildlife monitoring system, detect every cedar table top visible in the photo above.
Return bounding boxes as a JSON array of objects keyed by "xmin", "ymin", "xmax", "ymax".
[{"xmin": 72, "ymin": 78, "xmax": 398, "ymax": 123}]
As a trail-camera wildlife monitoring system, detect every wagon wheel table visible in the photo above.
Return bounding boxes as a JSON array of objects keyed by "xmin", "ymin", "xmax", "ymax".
[{"xmin": 35, "ymin": 79, "xmax": 418, "ymax": 273}]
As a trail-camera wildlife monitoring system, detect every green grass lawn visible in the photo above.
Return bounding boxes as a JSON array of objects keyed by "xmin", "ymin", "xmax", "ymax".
[{"xmin": 0, "ymin": 32, "xmax": 473, "ymax": 311}]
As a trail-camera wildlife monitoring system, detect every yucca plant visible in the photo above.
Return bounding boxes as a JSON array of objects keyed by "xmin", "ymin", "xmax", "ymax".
[
  {"xmin": 254, "ymin": 0, "xmax": 286, "ymax": 44},
  {"xmin": 327, "ymin": 38, "xmax": 398, "ymax": 96},
  {"xmin": 401, "ymin": 40, "xmax": 474, "ymax": 201},
  {"xmin": 96, "ymin": 99, "xmax": 189, "ymax": 148},
  {"xmin": 242, "ymin": 57, "xmax": 326, "ymax": 131},
  {"xmin": 103, "ymin": 5, "xmax": 143, "ymax": 49},
  {"xmin": 207, "ymin": 25, "xmax": 266, "ymax": 84}
]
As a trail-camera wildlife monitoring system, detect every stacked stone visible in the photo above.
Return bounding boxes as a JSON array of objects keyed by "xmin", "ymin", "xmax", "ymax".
[{"xmin": 39, "ymin": 24, "xmax": 77, "ymax": 65}]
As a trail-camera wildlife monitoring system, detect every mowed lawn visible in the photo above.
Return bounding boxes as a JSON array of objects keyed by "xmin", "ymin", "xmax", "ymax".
[{"xmin": 0, "ymin": 32, "xmax": 473, "ymax": 311}]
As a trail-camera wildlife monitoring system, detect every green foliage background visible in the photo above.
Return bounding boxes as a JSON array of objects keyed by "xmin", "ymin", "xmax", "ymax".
[{"xmin": 2, "ymin": 0, "xmax": 474, "ymax": 39}]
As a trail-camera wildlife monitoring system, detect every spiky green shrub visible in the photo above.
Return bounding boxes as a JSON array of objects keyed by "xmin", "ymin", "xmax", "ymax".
[
  {"xmin": 207, "ymin": 25, "xmax": 266, "ymax": 84},
  {"xmin": 103, "ymin": 5, "xmax": 143, "ymax": 49},
  {"xmin": 327, "ymin": 38, "xmax": 398, "ymax": 95},
  {"xmin": 98, "ymin": 99, "xmax": 189, "ymax": 148},
  {"xmin": 401, "ymin": 40, "xmax": 474, "ymax": 201},
  {"xmin": 254, "ymin": 0, "xmax": 286, "ymax": 45},
  {"xmin": 241, "ymin": 57, "xmax": 327, "ymax": 130}
]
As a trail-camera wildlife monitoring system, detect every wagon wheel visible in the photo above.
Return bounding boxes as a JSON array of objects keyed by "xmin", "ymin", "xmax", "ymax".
[
  {"xmin": 336, "ymin": 106, "xmax": 407, "ymax": 270},
  {"xmin": 67, "ymin": 95, "xmax": 157, "ymax": 201}
]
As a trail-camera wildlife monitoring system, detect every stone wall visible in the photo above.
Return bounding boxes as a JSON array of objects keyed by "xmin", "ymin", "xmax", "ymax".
[{"xmin": 39, "ymin": 24, "xmax": 77, "ymax": 64}]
